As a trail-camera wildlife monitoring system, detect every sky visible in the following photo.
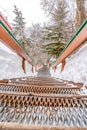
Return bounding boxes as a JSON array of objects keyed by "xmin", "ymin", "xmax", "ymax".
[{"xmin": 0, "ymin": 0, "xmax": 48, "ymax": 27}]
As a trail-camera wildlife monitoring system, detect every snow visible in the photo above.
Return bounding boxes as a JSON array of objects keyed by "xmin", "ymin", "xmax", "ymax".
[
  {"xmin": 0, "ymin": 42, "xmax": 15, "ymax": 54},
  {"xmin": 0, "ymin": 42, "xmax": 36, "ymax": 80},
  {"xmin": 51, "ymin": 44, "xmax": 87, "ymax": 86}
]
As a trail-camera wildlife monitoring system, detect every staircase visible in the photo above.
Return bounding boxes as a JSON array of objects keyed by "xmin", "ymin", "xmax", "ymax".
[{"xmin": 0, "ymin": 76, "xmax": 87, "ymax": 129}]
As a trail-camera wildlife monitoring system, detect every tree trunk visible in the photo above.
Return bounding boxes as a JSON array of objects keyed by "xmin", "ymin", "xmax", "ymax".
[{"xmin": 75, "ymin": 0, "xmax": 86, "ymax": 30}]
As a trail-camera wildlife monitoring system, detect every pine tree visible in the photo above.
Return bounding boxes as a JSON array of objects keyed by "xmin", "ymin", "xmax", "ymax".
[
  {"xmin": 12, "ymin": 5, "xmax": 31, "ymax": 55},
  {"xmin": 12, "ymin": 5, "xmax": 26, "ymax": 38},
  {"xmin": 41, "ymin": 0, "xmax": 72, "ymax": 62},
  {"xmin": 28, "ymin": 23, "xmax": 49, "ymax": 64}
]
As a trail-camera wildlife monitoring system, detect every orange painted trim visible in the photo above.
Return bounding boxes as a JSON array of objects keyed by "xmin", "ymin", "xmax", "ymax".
[
  {"xmin": 53, "ymin": 25, "xmax": 87, "ymax": 68},
  {"xmin": 32, "ymin": 66, "xmax": 35, "ymax": 73},
  {"xmin": 22, "ymin": 58, "xmax": 26, "ymax": 73},
  {"xmin": 0, "ymin": 25, "xmax": 34, "ymax": 66},
  {"xmin": 0, "ymin": 13, "xmax": 12, "ymax": 30},
  {"xmin": 61, "ymin": 59, "xmax": 66, "ymax": 72}
]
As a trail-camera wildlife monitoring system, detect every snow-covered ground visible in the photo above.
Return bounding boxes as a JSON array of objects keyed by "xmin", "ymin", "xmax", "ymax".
[
  {"xmin": 0, "ymin": 42, "xmax": 36, "ymax": 80},
  {"xmin": 51, "ymin": 44, "xmax": 87, "ymax": 87},
  {"xmin": 0, "ymin": 41, "xmax": 87, "ymax": 87}
]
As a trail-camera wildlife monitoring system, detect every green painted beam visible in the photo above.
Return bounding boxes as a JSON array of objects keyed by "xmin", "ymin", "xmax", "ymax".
[
  {"xmin": 0, "ymin": 20, "xmax": 35, "ymax": 64},
  {"xmin": 58, "ymin": 19, "xmax": 87, "ymax": 58}
]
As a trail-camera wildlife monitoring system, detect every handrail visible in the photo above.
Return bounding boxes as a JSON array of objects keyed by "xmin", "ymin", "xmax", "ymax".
[
  {"xmin": 61, "ymin": 19, "xmax": 87, "ymax": 53},
  {"xmin": 0, "ymin": 20, "xmax": 35, "ymax": 66},
  {"xmin": 52, "ymin": 19, "xmax": 87, "ymax": 68},
  {"xmin": 0, "ymin": 12, "xmax": 12, "ymax": 30}
]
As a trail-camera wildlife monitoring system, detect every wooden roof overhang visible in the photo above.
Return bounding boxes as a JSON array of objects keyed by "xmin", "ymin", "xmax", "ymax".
[
  {"xmin": 0, "ymin": 20, "xmax": 34, "ymax": 66},
  {"xmin": 52, "ymin": 19, "xmax": 87, "ymax": 68}
]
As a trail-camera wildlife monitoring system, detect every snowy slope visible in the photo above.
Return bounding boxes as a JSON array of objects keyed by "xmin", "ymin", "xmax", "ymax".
[
  {"xmin": 51, "ymin": 44, "xmax": 87, "ymax": 86},
  {"xmin": 0, "ymin": 42, "xmax": 36, "ymax": 80}
]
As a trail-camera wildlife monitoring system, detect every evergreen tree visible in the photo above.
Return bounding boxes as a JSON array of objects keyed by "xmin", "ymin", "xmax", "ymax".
[
  {"xmin": 41, "ymin": 0, "xmax": 73, "ymax": 62},
  {"xmin": 42, "ymin": 42, "xmax": 65, "ymax": 60},
  {"xmin": 28, "ymin": 23, "xmax": 49, "ymax": 64},
  {"xmin": 12, "ymin": 5, "xmax": 31, "ymax": 56},
  {"xmin": 12, "ymin": 5, "xmax": 26, "ymax": 38}
]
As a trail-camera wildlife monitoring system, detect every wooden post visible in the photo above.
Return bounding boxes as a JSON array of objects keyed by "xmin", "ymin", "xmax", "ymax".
[
  {"xmin": 32, "ymin": 66, "xmax": 35, "ymax": 73},
  {"xmin": 22, "ymin": 57, "xmax": 26, "ymax": 73},
  {"xmin": 61, "ymin": 59, "xmax": 66, "ymax": 72},
  {"xmin": 54, "ymin": 65, "xmax": 57, "ymax": 72},
  {"xmin": 49, "ymin": 63, "xmax": 52, "ymax": 68}
]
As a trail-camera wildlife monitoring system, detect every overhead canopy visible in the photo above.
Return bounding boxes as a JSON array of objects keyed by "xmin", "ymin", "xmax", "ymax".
[
  {"xmin": 52, "ymin": 19, "xmax": 87, "ymax": 68},
  {"xmin": 0, "ymin": 14, "xmax": 34, "ymax": 66}
]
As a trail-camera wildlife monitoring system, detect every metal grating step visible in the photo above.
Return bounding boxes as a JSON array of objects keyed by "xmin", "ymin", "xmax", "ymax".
[{"xmin": 0, "ymin": 94, "xmax": 87, "ymax": 126}]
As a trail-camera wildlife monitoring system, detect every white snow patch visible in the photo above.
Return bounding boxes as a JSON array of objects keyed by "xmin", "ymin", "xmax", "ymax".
[
  {"xmin": 0, "ymin": 41, "xmax": 16, "ymax": 54},
  {"xmin": 51, "ymin": 44, "xmax": 87, "ymax": 87},
  {"xmin": 0, "ymin": 42, "xmax": 36, "ymax": 80}
]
